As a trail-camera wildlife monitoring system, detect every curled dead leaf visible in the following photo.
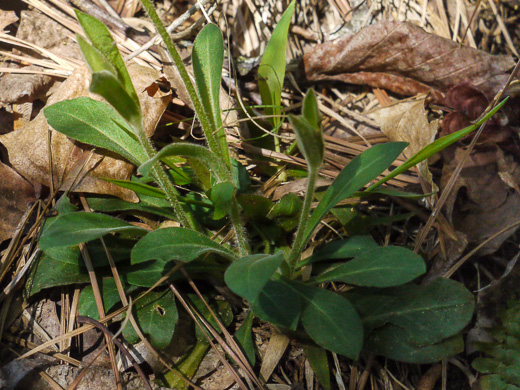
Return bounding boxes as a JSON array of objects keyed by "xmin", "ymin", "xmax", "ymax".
[{"xmin": 300, "ymin": 20, "xmax": 514, "ymax": 97}]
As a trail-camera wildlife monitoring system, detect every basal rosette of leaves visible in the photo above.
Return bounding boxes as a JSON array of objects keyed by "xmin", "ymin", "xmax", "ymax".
[{"xmin": 32, "ymin": 2, "xmax": 508, "ymax": 388}]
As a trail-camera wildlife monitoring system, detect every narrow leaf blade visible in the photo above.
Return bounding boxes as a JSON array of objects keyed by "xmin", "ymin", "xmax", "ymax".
[
  {"xmin": 306, "ymin": 142, "xmax": 407, "ymax": 240},
  {"xmin": 131, "ymin": 227, "xmax": 238, "ymax": 264},
  {"xmin": 39, "ymin": 212, "xmax": 146, "ymax": 249},
  {"xmin": 311, "ymin": 246, "xmax": 426, "ymax": 287}
]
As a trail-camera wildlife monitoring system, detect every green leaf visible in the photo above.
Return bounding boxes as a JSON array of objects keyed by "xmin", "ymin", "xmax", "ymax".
[
  {"xmin": 123, "ymin": 289, "xmax": 178, "ymax": 349},
  {"xmin": 367, "ymin": 98, "xmax": 508, "ymax": 191},
  {"xmin": 189, "ymin": 294, "xmax": 233, "ymax": 341},
  {"xmin": 89, "ymin": 70, "xmax": 142, "ymax": 127},
  {"xmin": 131, "ymin": 227, "xmax": 238, "ymax": 265},
  {"xmin": 302, "ymin": 88, "xmax": 321, "ymax": 130},
  {"xmin": 44, "ymin": 97, "xmax": 147, "ymax": 165},
  {"xmin": 192, "ymin": 23, "xmax": 228, "ymax": 161},
  {"xmin": 300, "ymin": 235, "xmax": 379, "ymax": 266},
  {"xmin": 102, "ymin": 178, "xmax": 166, "ymax": 199},
  {"xmin": 208, "ymin": 182, "xmax": 235, "ymax": 220},
  {"xmin": 305, "ymin": 142, "xmax": 407, "ymax": 241},
  {"xmin": 267, "ymin": 192, "xmax": 302, "ymax": 232},
  {"xmin": 231, "ymin": 158, "xmax": 251, "ymax": 195},
  {"xmin": 237, "ymin": 194, "xmax": 274, "ymax": 222},
  {"xmin": 225, "ymin": 252, "xmax": 284, "ymax": 302},
  {"xmin": 87, "ymin": 194, "xmax": 176, "ymax": 219},
  {"xmin": 289, "ymin": 114, "xmax": 324, "ymax": 170},
  {"xmin": 138, "ymin": 143, "xmax": 228, "ymax": 181},
  {"xmin": 365, "ymin": 324, "xmax": 464, "ymax": 364},
  {"xmin": 285, "ymin": 281, "xmax": 363, "ymax": 359},
  {"xmin": 75, "ymin": 10, "xmax": 140, "ymax": 111},
  {"xmin": 302, "ymin": 344, "xmax": 331, "ymax": 390},
  {"xmin": 39, "ymin": 212, "xmax": 147, "ymax": 250},
  {"xmin": 354, "ymin": 186, "xmax": 435, "ymax": 199},
  {"xmin": 78, "ymin": 278, "xmax": 123, "ymax": 320},
  {"xmin": 258, "ymin": 0, "xmax": 295, "ymax": 129},
  {"xmin": 311, "ymin": 246, "xmax": 425, "ymax": 287},
  {"xmin": 27, "ymin": 246, "xmax": 87, "ymax": 296},
  {"xmin": 235, "ymin": 311, "xmax": 256, "ymax": 367},
  {"xmin": 347, "ymin": 278, "xmax": 475, "ymax": 346},
  {"xmin": 251, "ymin": 279, "xmax": 302, "ymax": 330}
]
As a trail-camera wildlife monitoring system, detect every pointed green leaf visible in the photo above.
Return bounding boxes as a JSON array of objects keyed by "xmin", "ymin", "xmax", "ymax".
[
  {"xmin": 101, "ymin": 178, "xmax": 166, "ymax": 199},
  {"xmin": 75, "ymin": 10, "xmax": 138, "ymax": 106},
  {"xmin": 131, "ymin": 227, "xmax": 238, "ymax": 264},
  {"xmin": 302, "ymin": 344, "xmax": 331, "ymax": 390},
  {"xmin": 208, "ymin": 182, "xmax": 235, "ymax": 220},
  {"xmin": 302, "ymin": 88, "xmax": 321, "ymax": 131},
  {"xmin": 39, "ymin": 212, "xmax": 147, "ymax": 250},
  {"xmin": 311, "ymin": 246, "xmax": 425, "ymax": 287},
  {"xmin": 90, "ymin": 70, "xmax": 141, "ymax": 128},
  {"xmin": 305, "ymin": 142, "xmax": 407, "ymax": 241},
  {"xmin": 192, "ymin": 23, "xmax": 228, "ymax": 160},
  {"xmin": 289, "ymin": 114, "xmax": 324, "ymax": 170},
  {"xmin": 235, "ymin": 311, "xmax": 256, "ymax": 367},
  {"xmin": 87, "ymin": 194, "xmax": 176, "ymax": 219},
  {"xmin": 225, "ymin": 252, "xmax": 284, "ymax": 302},
  {"xmin": 258, "ymin": 0, "xmax": 295, "ymax": 129},
  {"xmin": 44, "ymin": 97, "xmax": 147, "ymax": 165}
]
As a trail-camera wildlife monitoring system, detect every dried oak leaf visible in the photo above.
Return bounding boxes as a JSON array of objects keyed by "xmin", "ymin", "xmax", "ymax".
[
  {"xmin": 0, "ymin": 162, "xmax": 36, "ymax": 242},
  {"xmin": 0, "ymin": 63, "xmax": 171, "ymax": 202},
  {"xmin": 441, "ymin": 147, "xmax": 520, "ymax": 256},
  {"xmin": 300, "ymin": 20, "xmax": 514, "ymax": 97}
]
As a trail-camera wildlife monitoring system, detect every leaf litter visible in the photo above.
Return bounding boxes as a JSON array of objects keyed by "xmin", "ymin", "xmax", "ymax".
[{"xmin": 1, "ymin": 0, "xmax": 520, "ymax": 389}]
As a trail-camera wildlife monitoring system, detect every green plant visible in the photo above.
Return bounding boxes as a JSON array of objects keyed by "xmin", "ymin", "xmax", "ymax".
[
  {"xmin": 32, "ymin": 3, "xmax": 508, "ymax": 388},
  {"xmin": 472, "ymin": 299, "xmax": 520, "ymax": 390}
]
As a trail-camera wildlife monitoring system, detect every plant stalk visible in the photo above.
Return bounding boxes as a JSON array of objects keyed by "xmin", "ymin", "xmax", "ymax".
[
  {"xmin": 229, "ymin": 198, "xmax": 250, "ymax": 256},
  {"xmin": 288, "ymin": 167, "xmax": 318, "ymax": 271},
  {"xmin": 133, "ymin": 123, "xmax": 197, "ymax": 230},
  {"xmin": 139, "ymin": 0, "xmax": 223, "ymax": 162}
]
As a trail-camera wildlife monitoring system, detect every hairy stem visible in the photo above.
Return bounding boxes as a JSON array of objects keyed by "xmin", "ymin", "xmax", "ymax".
[
  {"xmin": 288, "ymin": 167, "xmax": 317, "ymax": 271},
  {"xmin": 139, "ymin": 0, "xmax": 222, "ymax": 161}
]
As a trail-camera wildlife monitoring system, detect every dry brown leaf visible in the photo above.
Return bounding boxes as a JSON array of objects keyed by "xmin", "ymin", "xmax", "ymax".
[
  {"xmin": 0, "ymin": 10, "xmax": 82, "ymax": 105},
  {"xmin": 0, "ymin": 63, "xmax": 171, "ymax": 202},
  {"xmin": 370, "ymin": 99, "xmax": 439, "ymax": 191},
  {"xmin": 300, "ymin": 20, "xmax": 514, "ymax": 97},
  {"xmin": 441, "ymin": 147, "xmax": 520, "ymax": 256},
  {"xmin": 0, "ymin": 162, "xmax": 36, "ymax": 243}
]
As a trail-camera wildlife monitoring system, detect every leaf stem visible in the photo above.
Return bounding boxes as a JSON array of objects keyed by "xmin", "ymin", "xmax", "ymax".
[{"xmin": 288, "ymin": 167, "xmax": 317, "ymax": 271}]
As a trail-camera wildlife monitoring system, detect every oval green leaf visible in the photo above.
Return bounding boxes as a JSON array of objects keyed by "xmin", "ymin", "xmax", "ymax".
[
  {"xmin": 311, "ymin": 246, "xmax": 426, "ymax": 287},
  {"xmin": 44, "ymin": 97, "xmax": 147, "ymax": 165}
]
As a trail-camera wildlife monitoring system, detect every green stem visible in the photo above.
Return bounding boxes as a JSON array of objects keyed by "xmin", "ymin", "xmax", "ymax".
[
  {"xmin": 288, "ymin": 167, "xmax": 317, "ymax": 271},
  {"xmin": 229, "ymin": 198, "xmax": 250, "ymax": 256},
  {"xmin": 133, "ymin": 123, "xmax": 197, "ymax": 230},
  {"xmin": 139, "ymin": 0, "xmax": 223, "ymax": 161}
]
